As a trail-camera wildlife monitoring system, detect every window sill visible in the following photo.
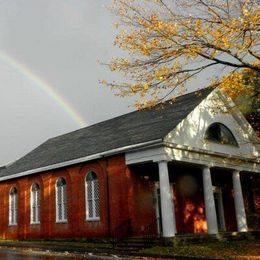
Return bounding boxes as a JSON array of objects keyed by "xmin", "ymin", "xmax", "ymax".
[
  {"xmin": 9, "ymin": 224, "xmax": 17, "ymax": 227},
  {"xmin": 30, "ymin": 222, "xmax": 40, "ymax": 225},
  {"xmin": 86, "ymin": 218, "xmax": 100, "ymax": 222},
  {"xmin": 205, "ymin": 139, "xmax": 239, "ymax": 148},
  {"xmin": 56, "ymin": 220, "xmax": 68, "ymax": 224}
]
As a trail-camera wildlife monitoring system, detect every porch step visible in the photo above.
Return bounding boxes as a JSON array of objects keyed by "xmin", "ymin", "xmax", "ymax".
[
  {"xmin": 174, "ymin": 234, "xmax": 218, "ymax": 244},
  {"xmin": 217, "ymin": 231, "xmax": 257, "ymax": 241},
  {"xmin": 249, "ymin": 231, "xmax": 260, "ymax": 239},
  {"xmin": 174, "ymin": 231, "xmax": 258, "ymax": 244}
]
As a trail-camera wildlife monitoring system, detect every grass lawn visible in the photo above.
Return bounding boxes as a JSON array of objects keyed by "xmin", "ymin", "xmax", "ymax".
[
  {"xmin": 0, "ymin": 239, "xmax": 259, "ymax": 259},
  {"xmin": 141, "ymin": 240, "xmax": 260, "ymax": 259}
]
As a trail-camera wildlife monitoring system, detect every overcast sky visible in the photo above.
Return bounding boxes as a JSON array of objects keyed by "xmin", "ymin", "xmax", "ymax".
[
  {"xmin": 0, "ymin": 0, "xmax": 137, "ymax": 165},
  {"xmin": 0, "ymin": 0, "xmax": 214, "ymax": 166}
]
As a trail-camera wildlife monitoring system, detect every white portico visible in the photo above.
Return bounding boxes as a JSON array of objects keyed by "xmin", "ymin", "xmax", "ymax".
[{"xmin": 126, "ymin": 89, "xmax": 259, "ymax": 237}]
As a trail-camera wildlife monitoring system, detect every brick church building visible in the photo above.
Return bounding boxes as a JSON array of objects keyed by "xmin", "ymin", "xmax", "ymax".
[{"xmin": 0, "ymin": 88, "xmax": 259, "ymax": 240}]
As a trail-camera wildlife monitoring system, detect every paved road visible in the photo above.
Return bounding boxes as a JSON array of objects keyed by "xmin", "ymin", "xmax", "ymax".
[
  {"xmin": 0, "ymin": 248, "xmax": 132, "ymax": 259},
  {"xmin": 0, "ymin": 249, "xmax": 72, "ymax": 259}
]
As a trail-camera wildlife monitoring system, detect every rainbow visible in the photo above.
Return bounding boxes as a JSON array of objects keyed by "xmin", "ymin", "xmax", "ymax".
[{"xmin": 0, "ymin": 51, "xmax": 87, "ymax": 128}]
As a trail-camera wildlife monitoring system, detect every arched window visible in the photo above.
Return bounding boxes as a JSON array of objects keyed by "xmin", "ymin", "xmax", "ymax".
[
  {"xmin": 9, "ymin": 187, "xmax": 18, "ymax": 225},
  {"xmin": 56, "ymin": 177, "xmax": 67, "ymax": 222},
  {"xmin": 31, "ymin": 183, "xmax": 40, "ymax": 224},
  {"xmin": 205, "ymin": 123, "xmax": 238, "ymax": 146},
  {"xmin": 85, "ymin": 171, "xmax": 100, "ymax": 220}
]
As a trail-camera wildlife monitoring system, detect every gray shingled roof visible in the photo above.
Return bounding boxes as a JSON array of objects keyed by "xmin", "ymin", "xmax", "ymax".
[{"xmin": 0, "ymin": 88, "xmax": 212, "ymax": 178}]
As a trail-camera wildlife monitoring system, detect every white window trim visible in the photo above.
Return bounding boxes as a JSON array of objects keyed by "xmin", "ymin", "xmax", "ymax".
[
  {"xmin": 85, "ymin": 177, "xmax": 100, "ymax": 221},
  {"xmin": 30, "ymin": 184, "xmax": 40, "ymax": 225},
  {"xmin": 55, "ymin": 179, "xmax": 68, "ymax": 223},
  {"xmin": 9, "ymin": 188, "xmax": 18, "ymax": 226}
]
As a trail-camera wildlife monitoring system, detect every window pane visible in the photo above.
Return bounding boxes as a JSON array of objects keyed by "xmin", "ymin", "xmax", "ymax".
[
  {"xmin": 88, "ymin": 200, "xmax": 93, "ymax": 218},
  {"xmin": 86, "ymin": 172, "xmax": 100, "ymax": 220},
  {"xmin": 63, "ymin": 202, "xmax": 67, "ymax": 220},
  {"xmin": 32, "ymin": 183, "xmax": 39, "ymax": 191},
  {"xmin": 57, "ymin": 178, "xmax": 66, "ymax": 187},
  {"xmin": 62, "ymin": 186, "xmax": 67, "ymax": 220},
  {"xmin": 33, "ymin": 207, "xmax": 36, "ymax": 223},
  {"xmin": 31, "ymin": 184, "xmax": 40, "ymax": 223},
  {"xmin": 10, "ymin": 190, "xmax": 18, "ymax": 225},
  {"xmin": 220, "ymin": 124, "xmax": 238, "ymax": 145},
  {"xmin": 14, "ymin": 209, "xmax": 16, "ymax": 223},
  {"xmin": 58, "ymin": 204, "xmax": 62, "ymax": 220},
  {"xmin": 93, "ymin": 180, "xmax": 99, "ymax": 199},
  {"xmin": 59, "ymin": 186, "xmax": 63, "ymax": 204},
  {"xmin": 94, "ymin": 198, "xmax": 100, "ymax": 217},
  {"xmin": 87, "ymin": 182, "xmax": 93, "ymax": 198},
  {"xmin": 205, "ymin": 123, "xmax": 238, "ymax": 146},
  {"xmin": 56, "ymin": 179, "xmax": 67, "ymax": 221},
  {"xmin": 63, "ymin": 186, "xmax": 67, "ymax": 203},
  {"xmin": 86, "ymin": 172, "xmax": 97, "ymax": 181},
  {"xmin": 36, "ymin": 189, "xmax": 40, "ymax": 222},
  {"xmin": 57, "ymin": 186, "xmax": 62, "ymax": 221}
]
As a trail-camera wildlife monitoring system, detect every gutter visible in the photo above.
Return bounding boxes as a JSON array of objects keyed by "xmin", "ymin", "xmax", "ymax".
[{"xmin": 0, "ymin": 139, "xmax": 163, "ymax": 182}]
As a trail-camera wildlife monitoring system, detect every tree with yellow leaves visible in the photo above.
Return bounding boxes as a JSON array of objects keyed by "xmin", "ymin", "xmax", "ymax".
[
  {"xmin": 103, "ymin": 0, "xmax": 259, "ymax": 109},
  {"xmin": 225, "ymin": 67, "xmax": 259, "ymax": 135}
]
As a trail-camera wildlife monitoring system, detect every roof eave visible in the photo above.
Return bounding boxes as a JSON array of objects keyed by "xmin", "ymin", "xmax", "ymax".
[{"xmin": 0, "ymin": 139, "xmax": 163, "ymax": 182}]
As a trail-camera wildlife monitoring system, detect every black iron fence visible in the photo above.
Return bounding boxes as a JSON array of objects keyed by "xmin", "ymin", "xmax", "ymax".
[{"xmin": 111, "ymin": 218, "xmax": 132, "ymax": 248}]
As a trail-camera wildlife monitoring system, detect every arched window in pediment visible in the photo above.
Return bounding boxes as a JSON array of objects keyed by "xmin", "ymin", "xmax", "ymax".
[{"xmin": 205, "ymin": 123, "xmax": 238, "ymax": 146}]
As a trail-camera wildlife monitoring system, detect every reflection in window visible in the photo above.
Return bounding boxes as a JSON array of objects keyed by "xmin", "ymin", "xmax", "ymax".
[
  {"xmin": 9, "ymin": 187, "xmax": 18, "ymax": 225},
  {"xmin": 205, "ymin": 123, "xmax": 238, "ymax": 146},
  {"xmin": 56, "ymin": 177, "xmax": 67, "ymax": 222},
  {"xmin": 31, "ymin": 183, "xmax": 40, "ymax": 224},
  {"xmin": 86, "ymin": 171, "xmax": 100, "ymax": 220}
]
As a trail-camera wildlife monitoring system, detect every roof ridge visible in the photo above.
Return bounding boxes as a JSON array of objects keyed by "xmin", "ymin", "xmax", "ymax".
[{"xmin": 48, "ymin": 87, "xmax": 213, "ymax": 142}]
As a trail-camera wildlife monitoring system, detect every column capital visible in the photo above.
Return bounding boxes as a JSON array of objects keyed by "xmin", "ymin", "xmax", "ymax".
[
  {"xmin": 156, "ymin": 159, "xmax": 170, "ymax": 164},
  {"xmin": 154, "ymin": 155, "xmax": 170, "ymax": 163},
  {"xmin": 202, "ymin": 165, "xmax": 210, "ymax": 170},
  {"xmin": 201, "ymin": 165, "xmax": 213, "ymax": 173}
]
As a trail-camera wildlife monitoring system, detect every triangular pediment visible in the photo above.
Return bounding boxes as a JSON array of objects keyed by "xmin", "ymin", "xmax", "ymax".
[{"xmin": 164, "ymin": 89, "xmax": 259, "ymax": 159}]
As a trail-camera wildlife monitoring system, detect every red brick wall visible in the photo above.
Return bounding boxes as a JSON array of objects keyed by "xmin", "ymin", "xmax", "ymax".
[
  {"xmin": 106, "ymin": 155, "xmax": 130, "ymax": 234},
  {"xmin": 0, "ymin": 157, "xmax": 116, "ymax": 239},
  {"xmin": 106, "ymin": 156, "xmax": 156, "ymax": 236},
  {"xmin": 0, "ymin": 154, "xmax": 157, "ymax": 240},
  {"xmin": 127, "ymin": 168, "xmax": 157, "ymax": 236}
]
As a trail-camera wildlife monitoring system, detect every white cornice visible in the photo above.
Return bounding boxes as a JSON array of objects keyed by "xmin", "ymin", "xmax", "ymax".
[{"xmin": 164, "ymin": 142, "xmax": 260, "ymax": 164}]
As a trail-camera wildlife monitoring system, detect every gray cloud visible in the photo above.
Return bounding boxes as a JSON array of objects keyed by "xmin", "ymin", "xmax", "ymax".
[{"xmin": 0, "ymin": 0, "xmax": 133, "ymax": 165}]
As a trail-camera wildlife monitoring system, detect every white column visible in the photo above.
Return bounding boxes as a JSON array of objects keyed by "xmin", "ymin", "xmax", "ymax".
[
  {"xmin": 232, "ymin": 170, "xmax": 248, "ymax": 232},
  {"xmin": 158, "ymin": 161, "xmax": 176, "ymax": 237},
  {"xmin": 202, "ymin": 166, "xmax": 218, "ymax": 234}
]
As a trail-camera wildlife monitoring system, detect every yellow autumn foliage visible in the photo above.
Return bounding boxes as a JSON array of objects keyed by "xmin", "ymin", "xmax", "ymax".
[
  {"xmin": 220, "ymin": 72, "xmax": 254, "ymax": 100},
  {"xmin": 104, "ymin": 0, "xmax": 260, "ymax": 109}
]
